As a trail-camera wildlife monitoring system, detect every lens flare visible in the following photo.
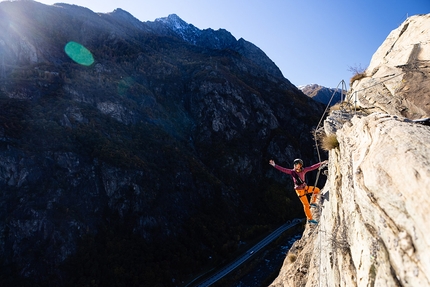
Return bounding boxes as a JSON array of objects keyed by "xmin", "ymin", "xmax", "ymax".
[{"xmin": 64, "ymin": 41, "xmax": 94, "ymax": 66}]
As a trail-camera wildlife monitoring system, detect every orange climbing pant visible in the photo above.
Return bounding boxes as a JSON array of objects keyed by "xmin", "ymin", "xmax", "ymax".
[{"xmin": 296, "ymin": 186, "xmax": 320, "ymax": 220}]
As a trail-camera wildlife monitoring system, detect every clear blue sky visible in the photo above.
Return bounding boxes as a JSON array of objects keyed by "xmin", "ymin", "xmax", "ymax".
[{"xmin": 28, "ymin": 1, "xmax": 430, "ymax": 88}]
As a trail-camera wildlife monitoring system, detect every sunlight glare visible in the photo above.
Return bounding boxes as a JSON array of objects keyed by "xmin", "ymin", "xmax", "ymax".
[{"xmin": 64, "ymin": 41, "xmax": 94, "ymax": 66}]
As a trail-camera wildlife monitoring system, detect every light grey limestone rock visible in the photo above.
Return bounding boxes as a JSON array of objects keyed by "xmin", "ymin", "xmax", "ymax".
[
  {"xmin": 271, "ymin": 112, "xmax": 430, "ymax": 287},
  {"xmin": 349, "ymin": 14, "xmax": 430, "ymax": 119},
  {"xmin": 271, "ymin": 13, "xmax": 430, "ymax": 287}
]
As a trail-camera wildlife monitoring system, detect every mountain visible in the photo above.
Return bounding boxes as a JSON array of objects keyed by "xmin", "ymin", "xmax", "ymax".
[
  {"xmin": 150, "ymin": 14, "xmax": 285, "ymax": 79},
  {"xmin": 271, "ymin": 13, "xmax": 430, "ymax": 287},
  {"xmin": 299, "ymin": 84, "xmax": 343, "ymax": 106},
  {"xmin": 0, "ymin": 1, "xmax": 325, "ymax": 286}
]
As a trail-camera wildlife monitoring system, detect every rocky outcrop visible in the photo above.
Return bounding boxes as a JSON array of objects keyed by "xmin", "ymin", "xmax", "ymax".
[
  {"xmin": 271, "ymin": 13, "xmax": 430, "ymax": 287},
  {"xmin": 349, "ymin": 14, "xmax": 430, "ymax": 119},
  {"xmin": 271, "ymin": 112, "xmax": 430, "ymax": 287}
]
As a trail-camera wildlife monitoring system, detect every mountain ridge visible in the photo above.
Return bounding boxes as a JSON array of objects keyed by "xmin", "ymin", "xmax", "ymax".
[
  {"xmin": 0, "ymin": 1, "xmax": 325, "ymax": 286},
  {"xmin": 299, "ymin": 83, "xmax": 343, "ymax": 106},
  {"xmin": 151, "ymin": 13, "xmax": 285, "ymax": 79}
]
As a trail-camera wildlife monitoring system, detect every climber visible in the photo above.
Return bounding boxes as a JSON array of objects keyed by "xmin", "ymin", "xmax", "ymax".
[{"xmin": 269, "ymin": 158, "xmax": 327, "ymax": 224}]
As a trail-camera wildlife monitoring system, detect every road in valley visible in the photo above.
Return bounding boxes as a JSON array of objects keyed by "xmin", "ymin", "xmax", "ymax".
[{"xmin": 191, "ymin": 218, "xmax": 304, "ymax": 287}]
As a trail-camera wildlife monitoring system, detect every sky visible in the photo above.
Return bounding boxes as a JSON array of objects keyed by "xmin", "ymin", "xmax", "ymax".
[{"xmin": 19, "ymin": 0, "xmax": 430, "ymax": 88}]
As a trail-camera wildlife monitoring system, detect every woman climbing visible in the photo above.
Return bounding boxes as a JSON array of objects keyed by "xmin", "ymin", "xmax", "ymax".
[{"xmin": 269, "ymin": 158, "xmax": 327, "ymax": 224}]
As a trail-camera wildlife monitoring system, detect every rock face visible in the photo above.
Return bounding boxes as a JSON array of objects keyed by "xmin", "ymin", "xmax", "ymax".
[
  {"xmin": 271, "ymin": 13, "xmax": 430, "ymax": 287},
  {"xmin": 349, "ymin": 14, "xmax": 430, "ymax": 119},
  {"xmin": 271, "ymin": 113, "xmax": 430, "ymax": 287}
]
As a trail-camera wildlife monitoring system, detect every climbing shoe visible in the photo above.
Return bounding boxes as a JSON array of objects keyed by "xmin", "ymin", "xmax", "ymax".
[
  {"xmin": 310, "ymin": 203, "xmax": 318, "ymax": 208},
  {"xmin": 308, "ymin": 219, "xmax": 318, "ymax": 224}
]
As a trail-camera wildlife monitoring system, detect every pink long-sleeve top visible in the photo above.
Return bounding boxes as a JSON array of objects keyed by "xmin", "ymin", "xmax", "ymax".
[{"xmin": 273, "ymin": 162, "xmax": 322, "ymax": 190}]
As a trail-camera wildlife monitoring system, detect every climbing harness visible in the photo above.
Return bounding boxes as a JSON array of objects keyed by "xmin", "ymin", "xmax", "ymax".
[{"xmin": 297, "ymin": 186, "xmax": 320, "ymax": 198}]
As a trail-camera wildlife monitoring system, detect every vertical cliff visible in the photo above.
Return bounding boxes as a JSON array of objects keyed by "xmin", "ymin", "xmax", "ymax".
[
  {"xmin": 270, "ymin": 13, "xmax": 430, "ymax": 287},
  {"xmin": 349, "ymin": 14, "xmax": 430, "ymax": 119}
]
